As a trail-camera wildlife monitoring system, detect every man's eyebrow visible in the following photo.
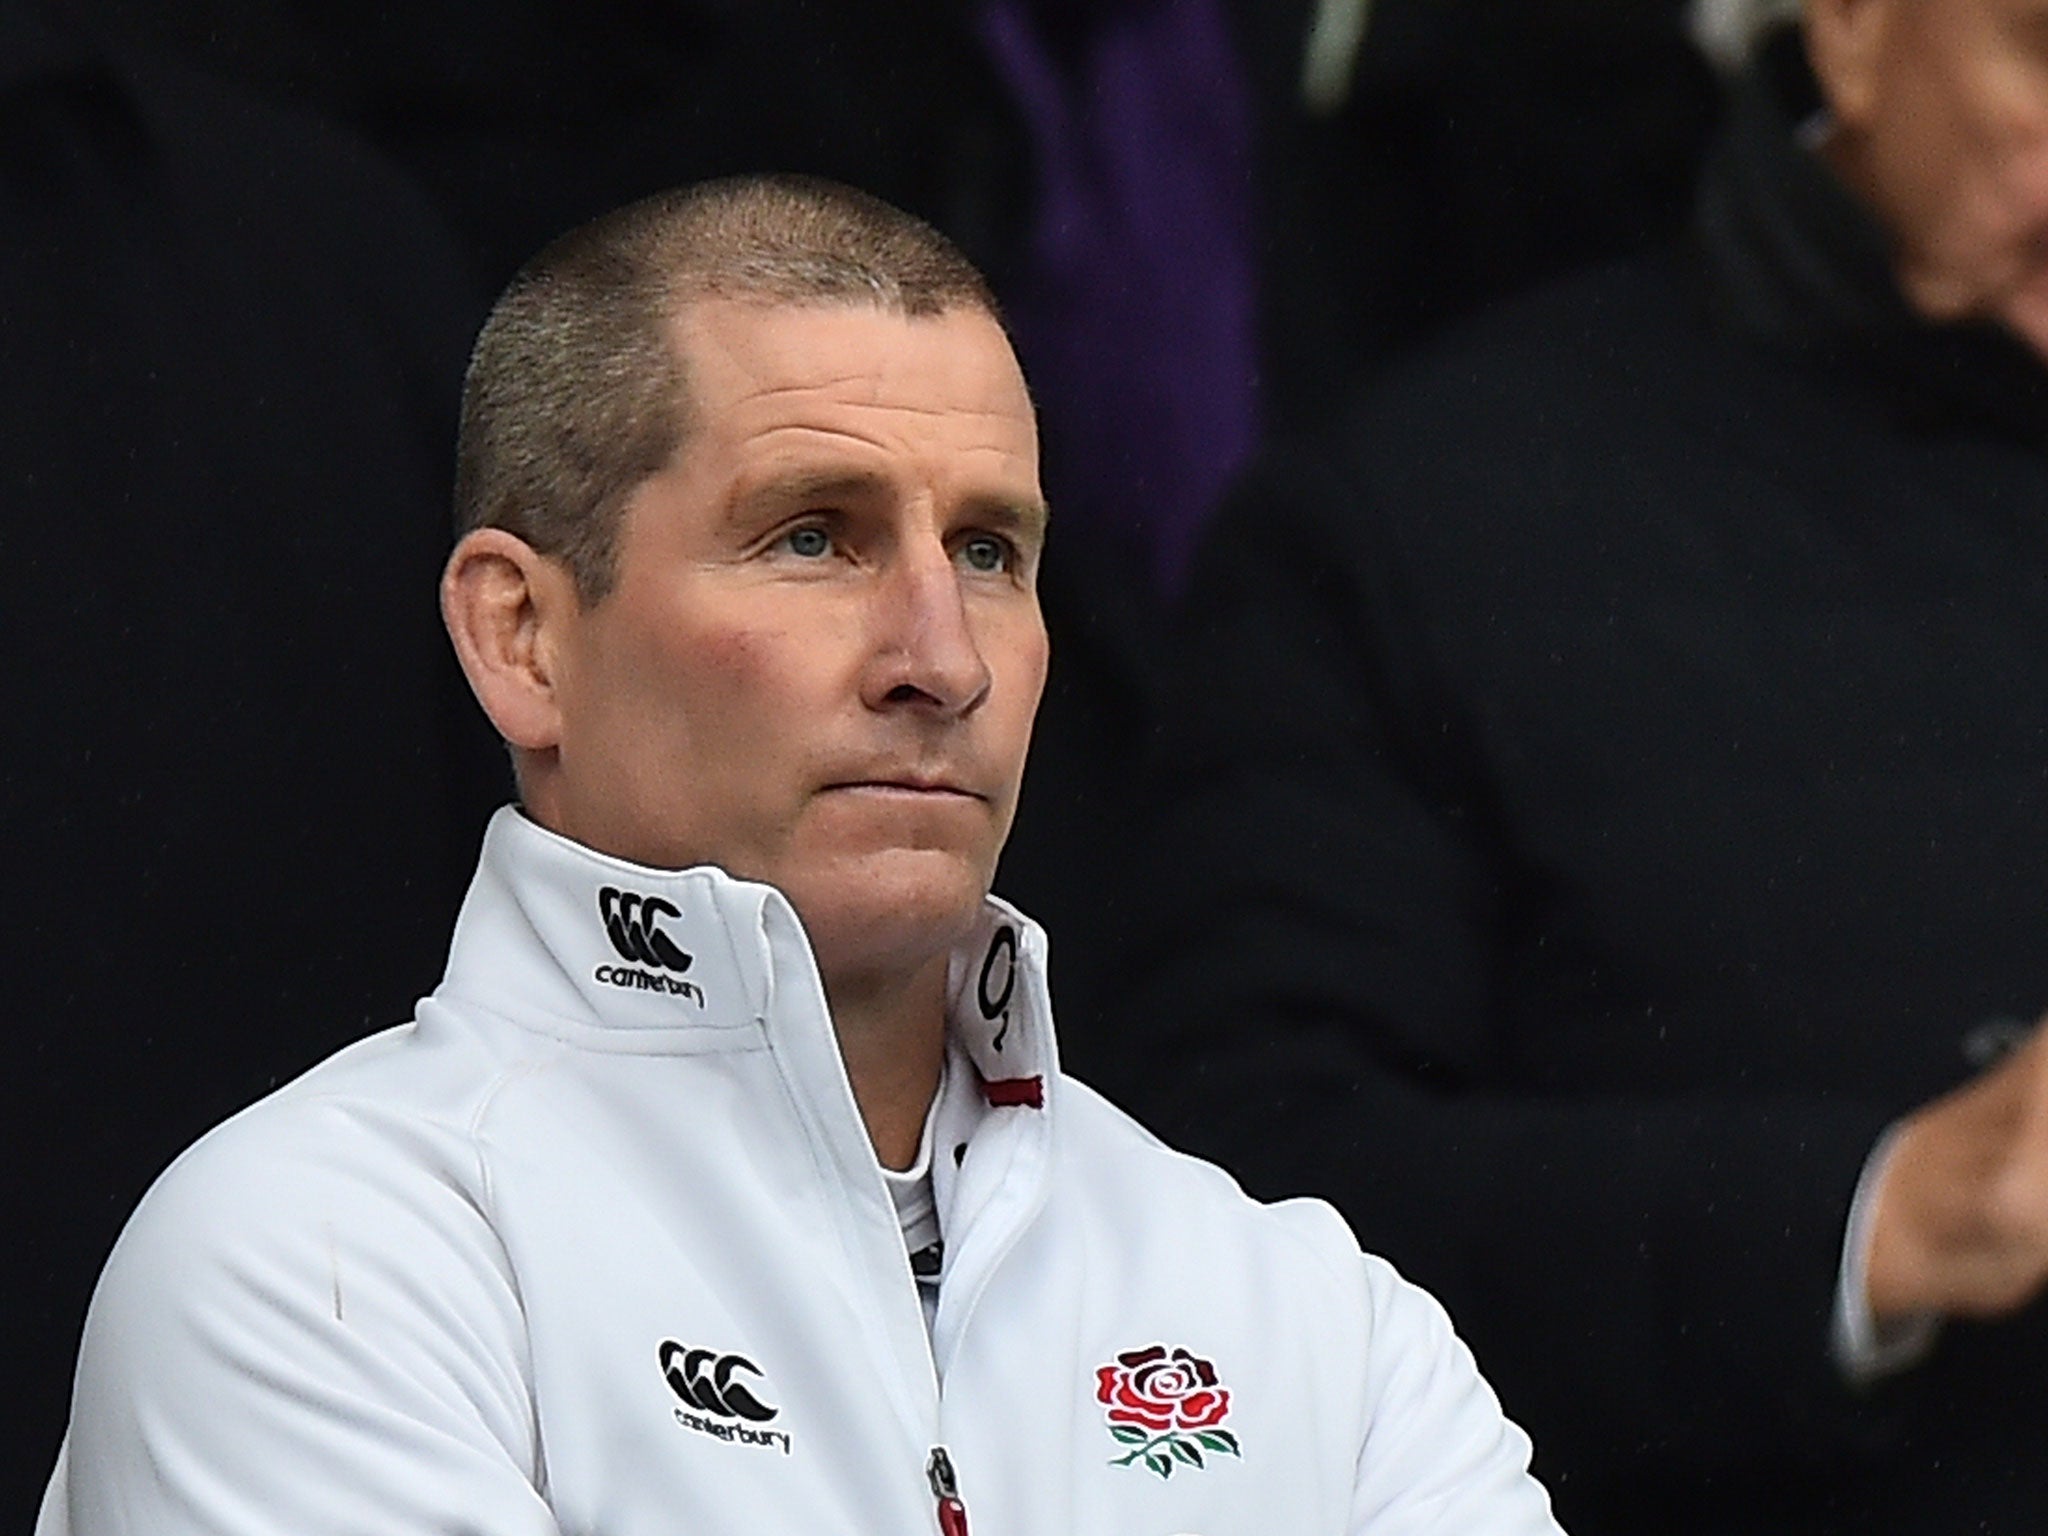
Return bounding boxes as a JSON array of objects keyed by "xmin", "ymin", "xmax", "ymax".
[
  {"xmin": 729, "ymin": 469, "xmax": 1051, "ymax": 536},
  {"xmin": 733, "ymin": 468, "xmax": 893, "ymax": 514},
  {"xmin": 964, "ymin": 493, "xmax": 1052, "ymax": 541}
]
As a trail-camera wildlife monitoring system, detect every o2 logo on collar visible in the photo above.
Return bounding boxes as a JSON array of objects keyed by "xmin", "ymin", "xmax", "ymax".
[{"xmin": 978, "ymin": 924, "xmax": 1018, "ymax": 1051}]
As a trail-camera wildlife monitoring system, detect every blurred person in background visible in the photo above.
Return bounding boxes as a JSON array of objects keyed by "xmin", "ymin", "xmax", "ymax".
[{"xmin": 1119, "ymin": 0, "xmax": 2048, "ymax": 1530}]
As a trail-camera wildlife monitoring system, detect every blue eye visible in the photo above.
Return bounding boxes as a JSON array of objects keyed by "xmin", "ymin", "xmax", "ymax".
[
  {"xmin": 959, "ymin": 535, "xmax": 1011, "ymax": 573},
  {"xmin": 785, "ymin": 526, "xmax": 831, "ymax": 558}
]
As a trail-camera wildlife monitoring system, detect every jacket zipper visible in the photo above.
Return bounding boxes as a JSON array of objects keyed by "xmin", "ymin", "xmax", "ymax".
[{"xmin": 927, "ymin": 1446, "xmax": 971, "ymax": 1536}]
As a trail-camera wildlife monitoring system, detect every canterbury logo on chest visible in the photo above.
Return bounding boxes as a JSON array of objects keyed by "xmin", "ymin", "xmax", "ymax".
[{"xmin": 658, "ymin": 1340, "xmax": 792, "ymax": 1454}]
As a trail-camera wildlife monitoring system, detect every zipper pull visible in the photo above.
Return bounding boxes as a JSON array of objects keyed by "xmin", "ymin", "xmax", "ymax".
[{"xmin": 927, "ymin": 1446, "xmax": 971, "ymax": 1536}]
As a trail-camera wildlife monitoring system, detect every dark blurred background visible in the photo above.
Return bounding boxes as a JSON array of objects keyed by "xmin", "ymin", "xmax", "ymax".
[{"xmin": 1, "ymin": 0, "xmax": 1716, "ymax": 1523}]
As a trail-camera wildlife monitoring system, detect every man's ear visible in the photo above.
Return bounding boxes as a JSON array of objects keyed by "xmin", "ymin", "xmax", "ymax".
[
  {"xmin": 441, "ymin": 527, "xmax": 582, "ymax": 752},
  {"xmin": 1804, "ymin": 0, "xmax": 1892, "ymax": 128}
]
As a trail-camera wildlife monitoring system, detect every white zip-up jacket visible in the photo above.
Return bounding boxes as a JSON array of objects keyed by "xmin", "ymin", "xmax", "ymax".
[{"xmin": 40, "ymin": 808, "xmax": 1563, "ymax": 1536}]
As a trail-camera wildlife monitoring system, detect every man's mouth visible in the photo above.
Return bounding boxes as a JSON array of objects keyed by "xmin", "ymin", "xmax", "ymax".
[{"xmin": 822, "ymin": 777, "xmax": 983, "ymax": 801}]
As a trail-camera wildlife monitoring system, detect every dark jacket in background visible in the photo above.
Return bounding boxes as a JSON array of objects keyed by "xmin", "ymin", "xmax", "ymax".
[
  {"xmin": 1118, "ymin": 34, "xmax": 2048, "ymax": 1536},
  {"xmin": 0, "ymin": 11, "xmax": 499, "ymax": 1524}
]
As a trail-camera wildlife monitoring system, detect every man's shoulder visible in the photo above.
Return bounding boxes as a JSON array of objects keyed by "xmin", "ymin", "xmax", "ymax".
[
  {"xmin": 1361, "ymin": 248, "xmax": 1710, "ymax": 416},
  {"xmin": 97, "ymin": 1006, "xmax": 547, "ymax": 1321},
  {"xmin": 1046, "ymin": 1078, "xmax": 1503, "ymax": 1414},
  {"xmin": 1052, "ymin": 1076, "xmax": 1376, "ymax": 1295},
  {"xmin": 56, "ymin": 1010, "xmax": 552, "ymax": 1534},
  {"xmin": 1248, "ymin": 246, "xmax": 1814, "ymax": 597},
  {"xmin": 1299, "ymin": 244, "xmax": 1792, "ymax": 537}
]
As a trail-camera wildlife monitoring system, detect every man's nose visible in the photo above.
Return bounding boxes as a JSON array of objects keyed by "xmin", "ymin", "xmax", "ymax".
[{"xmin": 862, "ymin": 540, "xmax": 992, "ymax": 718}]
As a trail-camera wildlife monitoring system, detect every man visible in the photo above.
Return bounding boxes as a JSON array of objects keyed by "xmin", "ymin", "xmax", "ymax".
[
  {"xmin": 1120, "ymin": 1, "xmax": 2048, "ymax": 1532},
  {"xmin": 37, "ymin": 176, "xmax": 1561, "ymax": 1535}
]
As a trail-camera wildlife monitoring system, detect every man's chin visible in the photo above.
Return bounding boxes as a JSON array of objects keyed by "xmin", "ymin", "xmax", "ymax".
[{"xmin": 780, "ymin": 846, "xmax": 995, "ymax": 976}]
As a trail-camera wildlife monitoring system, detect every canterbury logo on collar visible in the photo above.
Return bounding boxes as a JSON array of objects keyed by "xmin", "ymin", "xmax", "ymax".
[
  {"xmin": 601, "ymin": 887, "xmax": 694, "ymax": 971},
  {"xmin": 594, "ymin": 886, "xmax": 706, "ymax": 1006}
]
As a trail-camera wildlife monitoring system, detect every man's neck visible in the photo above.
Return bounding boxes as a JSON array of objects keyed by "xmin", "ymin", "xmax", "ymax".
[{"xmin": 824, "ymin": 954, "xmax": 951, "ymax": 1172}]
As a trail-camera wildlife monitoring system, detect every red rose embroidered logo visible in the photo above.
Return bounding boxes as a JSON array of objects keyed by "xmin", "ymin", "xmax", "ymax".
[{"xmin": 1095, "ymin": 1345, "xmax": 1241, "ymax": 1478}]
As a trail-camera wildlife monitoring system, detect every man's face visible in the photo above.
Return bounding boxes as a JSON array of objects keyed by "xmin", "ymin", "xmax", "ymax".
[
  {"xmin": 1824, "ymin": 0, "xmax": 2048, "ymax": 359},
  {"xmin": 535, "ymin": 300, "xmax": 1048, "ymax": 980}
]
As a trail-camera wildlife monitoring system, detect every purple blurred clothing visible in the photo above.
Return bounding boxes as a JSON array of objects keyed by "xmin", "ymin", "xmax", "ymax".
[{"xmin": 979, "ymin": 0, "xmax": 1258, "ymax": 596}]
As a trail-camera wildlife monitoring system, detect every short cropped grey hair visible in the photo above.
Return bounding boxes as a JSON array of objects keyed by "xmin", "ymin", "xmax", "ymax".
[
  {"xmin": 454, "ymin": 174, "xmax": 1001, "ymax": 602},
  {"xmin": 1688, "ymin": 0, "xmax": 1804, "ymax": 72}
]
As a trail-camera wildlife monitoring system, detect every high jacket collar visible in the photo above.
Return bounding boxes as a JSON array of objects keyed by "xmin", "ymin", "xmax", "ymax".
[
  {"xmin": 435, "ymin": 806, "xmax": 1059, "ymax": 1104},
  {"xmin": 1693, "ymin": 28, "xmax": 2048, "ymax": 448}
]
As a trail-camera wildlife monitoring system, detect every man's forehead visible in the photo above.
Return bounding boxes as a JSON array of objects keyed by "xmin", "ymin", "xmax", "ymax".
[{"xmin": 662, "ymin": 295, "xmax": 1037, "ymax": 471}]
